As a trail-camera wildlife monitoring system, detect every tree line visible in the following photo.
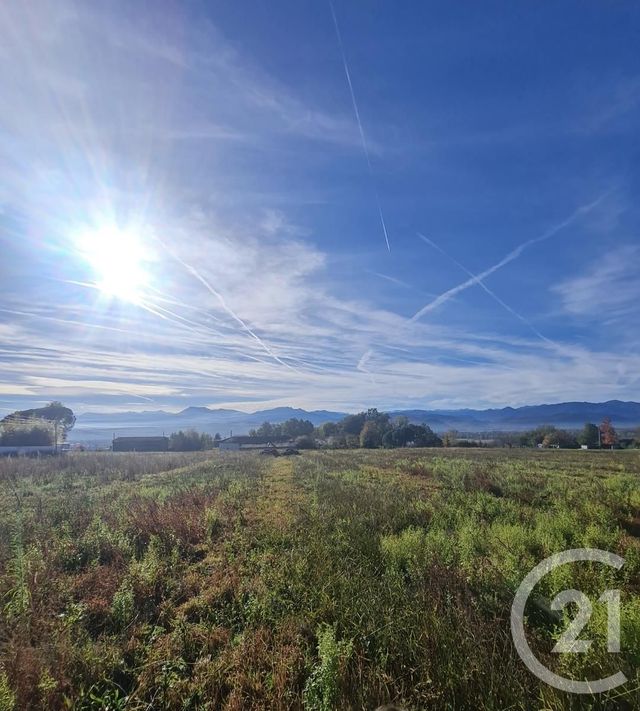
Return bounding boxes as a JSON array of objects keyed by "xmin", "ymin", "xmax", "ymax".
[
  {"xmin": 168, "ymin": 430, "xmax": 221, "ymax": 451},
  {"xmin": 514, "ymin": 418, "xmax": 628, "ymax": 449},
  {"xmin": 249, "ymin": 409, "xmax": 443, "ymax": 449},
  {"xmin": 240, "ymin": 412, "xmax": 640, "ymax": 450},
  {"xmin": 2, "ymin": 403, "xmax": 638, "ymax": 451},
  {"xmin": 248, "ymin": 418, "xmax": 315, "ymax": 439}
]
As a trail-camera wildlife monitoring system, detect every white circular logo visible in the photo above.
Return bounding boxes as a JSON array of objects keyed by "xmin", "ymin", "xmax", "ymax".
[{"xmin": 511, "ymin": 548, "xmax": 627, "ymax": 694}]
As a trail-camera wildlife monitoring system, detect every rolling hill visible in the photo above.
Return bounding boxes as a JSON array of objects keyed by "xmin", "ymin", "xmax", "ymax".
[{"xmin": 71, "ymin": 400, "xmax": 640, "ymax": 445}]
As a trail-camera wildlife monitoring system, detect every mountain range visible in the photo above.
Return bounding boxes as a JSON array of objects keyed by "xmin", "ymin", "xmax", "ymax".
[{"xmin": 71, "ymin": 400, "xmax": 640, "ymax": 444}]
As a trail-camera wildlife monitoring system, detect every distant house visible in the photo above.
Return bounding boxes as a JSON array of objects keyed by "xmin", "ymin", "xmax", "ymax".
[
  {"xmin": 218, "ymin": 435, "xmax": 293, "ymax": 451},
  {"xmin": 112, "ymin": 436, "xmax": 169, "ymax": 452}
]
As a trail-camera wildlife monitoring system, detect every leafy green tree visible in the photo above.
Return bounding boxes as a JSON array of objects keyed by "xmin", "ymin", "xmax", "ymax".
[
  {"xmin": 382, "ymin": 430, "xmax": 395, "ymax": 448},
  {"xmin": 360, "ymin": 422, "xmax": 382, "ymax": 448},
  {"xmin": 378, "ymin": 422, "xmax": 443, "ymax": 449},
  {"xmin": 412, "ymin": 424, "xmax": 443, "ymax": 448},
  {"xmin": 541, "ymin": 429, "xmax": 579, "ymax": 449},
  {"xmin": 520, "ymin": 425, "xmax": 557, "ymax": 447},
  {"xmin": 579, "ymin": 423, "xmax": 600, "ymax": 449},
  {"xmin": 319, "ymin": 421, "xmax": 339, "ymax": 437},
  {"xmin": 252, "ymin": 418, "xmax": 314, "ymax": 439},
  {"xmin": 0, "ymin": 422, "xmax": 54, "ymax": 446},
  {"xmin": 282, "ymin": 418, "xmax": 314, "ymax": 438},
  {"xmin": 366, "ymin": 408, "xmax": 391, "ymax": 434},
  {"xmin": 169, "ymin": 429, "xmax": 214, "ymax": 451},
  {"xmin": 256, "ymin": 421, "xmax": 276, "ymax": 438},
  {"xmin": 1, "ymin": 401, "xmax": 75, "ymax": 443},
  {"xmin": 389, "ymin": 425, "xmax": 412, "ymax": 448},
  {"xmin": 341, "ymin": 413, "xmax": 367, "ymax": 436}
]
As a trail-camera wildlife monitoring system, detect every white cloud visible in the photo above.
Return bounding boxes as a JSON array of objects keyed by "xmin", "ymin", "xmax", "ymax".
[
  {"xmin": 0, "ymin": 0, "xmax": 365, "ymax": 156},
  {"xmin": 553, "ymin": 245, "xmax": 640, "ymax": 321},
  {"xmin": 1, "ymin": 2, "xmax": 639, "ymax": 414},
  {"xmin": 3, "ymin": 218, "xmax": 640, "ymax": 412}
]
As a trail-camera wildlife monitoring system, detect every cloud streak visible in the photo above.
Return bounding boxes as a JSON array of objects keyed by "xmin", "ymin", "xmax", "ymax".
[
  {"xmin": 410, "ymin": 193, "xmax": 611, "ymax": 322},
  {"xmin": 328, "ymin": 0, "xmax": 390, "ymax": 251},
  {"xmin": 1, "ymin": 2, "xmax": 638, "ymax": 415},
  {"xmin": 418, "ymin": 233, "xmax": 556, "ymax": 347},
  {"xmin": 553, "ymin": 245, "xmax": 640, "ymax": 321}
]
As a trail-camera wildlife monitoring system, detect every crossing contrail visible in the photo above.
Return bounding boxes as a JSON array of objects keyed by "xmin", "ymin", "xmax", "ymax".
[
  {"xmin": 411, "ymin": 193, "xmax": 609, "ymax": 323},
  {"xmin": 329, "ymin": 0, "xmax": 391, "ymax": 252},
  {"xmin": 168, "ymin": 249, "xmax": 297, "ymax": 371},
  {"xmin": 418, "ymin": 233, "xmax": 556, "ymax": 346}
]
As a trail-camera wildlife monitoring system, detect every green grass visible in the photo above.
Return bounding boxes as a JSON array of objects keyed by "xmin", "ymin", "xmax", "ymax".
[{"xmin": 1, "ymin": 448, "xmax": 639, "ymax": 709}]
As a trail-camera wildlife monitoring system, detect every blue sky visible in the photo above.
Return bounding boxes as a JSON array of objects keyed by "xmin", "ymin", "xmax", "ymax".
[{"xmin": 1, "ymin": 0, "xmax": 639, "ymax": 414}]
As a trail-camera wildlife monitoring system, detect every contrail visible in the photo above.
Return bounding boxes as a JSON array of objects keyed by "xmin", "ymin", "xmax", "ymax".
[
  {"xmin": 0, "ymin": 307, "xmax": 139, "ymax": 337},
  {"xmin": 166, "ymin": 248, "xmax": 297, "ymax": 371},
  {"xmin": 329, "ymin": 0, "xmax": 391, "ymax": 252},
  {"xmin": 357, "ymin": 349, "xmax": 373, "ymax": 372},
  {"xmin": 143, "ymin": 300, "xmax": 227, "ymax": 339},
  {"xmin": 143, "ymin": 260, "xmax": 316, "ymax": 372},
  {"xmin": 136, "ymin": 299, "xmax": 204, "ymax": 336},
  {"xmin": 63, "ymin": 278, "xmax": 242, "ymax": 350},
  {"xmin": 356, "ymin": 348, "xmax": 376, "ymax": 384},
  {"xmin": 146, "ymin": 285, "xmax": 223, "ymax": 323},
  {"xmin": 411, "ymin": 193, "xmax": 609, "ymax": 323},
  {"xmin": 418, "ymin": 233, "xmax": 556, "ymax": 347},
  {"xmin": 367, "ymin": 270, "xmax": 414, "ymax": 290},
  {"xmin": 137, "ymin": 299, "xmax": 276, "ymax": 367}
]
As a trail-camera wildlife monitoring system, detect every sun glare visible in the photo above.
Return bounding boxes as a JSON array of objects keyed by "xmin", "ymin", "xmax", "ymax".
[{"xmin": 76, "ymin": 227, "xmax": 150, "ymax": 304}]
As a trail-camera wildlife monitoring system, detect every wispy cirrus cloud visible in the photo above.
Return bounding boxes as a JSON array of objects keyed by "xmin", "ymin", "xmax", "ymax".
[
  {"xmin": 2, "ymin": 0, "xmax": 639, "ymax": 416},
  {"xmin": 579, "ymin": 76, "xmax": 640, "ymax": 134},
  {"xmin": 553, "ymin": 245, "xmax": 640, "ymax": 322},
  {"xmin": 0, "ymin": 0, "xmax": 371, "ymax": 200},
  {"xmin": 2, "ymin": 204, "xmax": 639, "ymax": 414},
  {"xmin": 410, "ymin": 193, "xmax": 611, "ymax": 323}
]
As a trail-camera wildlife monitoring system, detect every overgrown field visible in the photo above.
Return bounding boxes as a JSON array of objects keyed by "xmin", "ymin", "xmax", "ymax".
[{"xmin": 1, "ymin": 448, "xmax": 640, "ymax": 710}]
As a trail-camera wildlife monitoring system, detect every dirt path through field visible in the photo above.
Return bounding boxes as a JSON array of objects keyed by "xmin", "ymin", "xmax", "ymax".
[{"xmin": 251, "ymin": 456, "xmax": 306, "ymax": 531}]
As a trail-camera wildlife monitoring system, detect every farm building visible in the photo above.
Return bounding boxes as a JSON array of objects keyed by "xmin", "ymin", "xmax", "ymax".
[
  {"xmin": 218, "ymin": 435, "xmax": 293, "ymax": 451},
  {"xmin": 112, "ymin": 436, "xmax": 169, "ymax": 452}
]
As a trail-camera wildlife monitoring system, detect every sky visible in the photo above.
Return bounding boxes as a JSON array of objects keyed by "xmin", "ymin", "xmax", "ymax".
[{"xmin": 1, "ymin": 0, "xmax": 639, "ymax": 415}]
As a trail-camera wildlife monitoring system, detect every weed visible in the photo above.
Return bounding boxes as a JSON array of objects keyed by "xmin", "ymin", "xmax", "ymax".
[{"xmin": 303, "ymin": 624, "xmax": 353, "ymax": 710}]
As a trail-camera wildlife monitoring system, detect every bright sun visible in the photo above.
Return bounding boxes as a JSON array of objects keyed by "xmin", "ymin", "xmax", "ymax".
[{"xmin": 76, "ymin": 227, "xmax": 150, "ymax": 304}]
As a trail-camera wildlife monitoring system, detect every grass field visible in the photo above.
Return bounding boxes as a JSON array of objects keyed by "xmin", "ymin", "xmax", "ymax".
[{"xmin": 1, "ymin": 448, "xmax": 640, "ymax": 710}]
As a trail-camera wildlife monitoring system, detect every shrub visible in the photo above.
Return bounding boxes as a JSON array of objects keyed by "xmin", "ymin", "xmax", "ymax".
[
  {"xmin": 111, "ymin": 581, "xmax": 135, "ymax": 630},
  {"xmin": 295, "ymin": 435, "xmax": 316, "ymax": 449},
  {"xmin": 204, "ymin": 507, "xmax": 223, "ymax": 541},
  {"xmin": 303, "ymin": 624, "xmax": 353, "ymax": 711}
]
